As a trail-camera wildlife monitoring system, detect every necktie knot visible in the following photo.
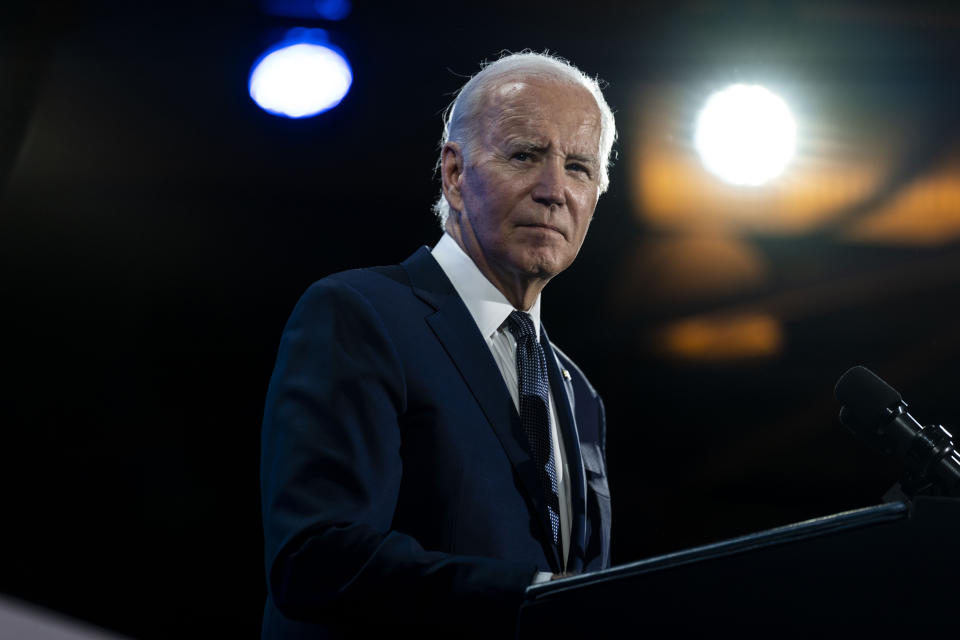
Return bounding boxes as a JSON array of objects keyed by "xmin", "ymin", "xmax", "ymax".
[{"xmin": 506, "ymin": 310, "xmax": 537, "ymax": 341}]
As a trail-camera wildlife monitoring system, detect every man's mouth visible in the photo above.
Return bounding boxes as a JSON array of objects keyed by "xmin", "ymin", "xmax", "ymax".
[{"xmin": 519, "ymin": 223, "xmax": 565, "ymax": 238}]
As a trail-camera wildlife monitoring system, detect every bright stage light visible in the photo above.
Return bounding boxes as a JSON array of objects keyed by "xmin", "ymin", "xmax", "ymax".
[
  {"xmin": 249, "ymin": 31, "xmax": 352, "ymax": 118},
  {"xmin": 694, "ymin": 84, "xmax": 796, "ymax": 186}
]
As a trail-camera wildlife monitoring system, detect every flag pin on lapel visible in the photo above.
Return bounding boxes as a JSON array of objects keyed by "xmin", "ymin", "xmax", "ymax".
[{"xmin": 561, "ymin": 369, "xmax": 571, "ymax": 380}]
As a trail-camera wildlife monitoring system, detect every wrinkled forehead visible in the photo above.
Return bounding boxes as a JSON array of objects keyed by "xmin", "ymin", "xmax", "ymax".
[{"xmin": 480, "ymin": 75, "xmax": 602, "ymax": 144}]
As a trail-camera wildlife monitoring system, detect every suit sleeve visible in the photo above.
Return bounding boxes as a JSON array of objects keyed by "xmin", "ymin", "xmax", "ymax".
[{"xmin": 260, "ymin": 279, "xmax": 536, "ymax": 627}]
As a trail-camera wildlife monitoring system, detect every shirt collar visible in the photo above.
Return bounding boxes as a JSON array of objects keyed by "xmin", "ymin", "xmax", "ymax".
[{"xmin": 431, "ymin": 232, "xmax": 542, "ymax": 345}]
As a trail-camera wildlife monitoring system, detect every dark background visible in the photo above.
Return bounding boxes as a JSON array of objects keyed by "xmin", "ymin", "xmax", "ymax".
[{"xmin": 3, "ymin": 1, "xmax": 960, "ymax": 637}]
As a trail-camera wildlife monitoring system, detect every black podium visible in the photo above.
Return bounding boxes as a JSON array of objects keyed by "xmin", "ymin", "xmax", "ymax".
[{"xmin": 519, "ymin": 497, "xmax": 960, "ymax": 636}]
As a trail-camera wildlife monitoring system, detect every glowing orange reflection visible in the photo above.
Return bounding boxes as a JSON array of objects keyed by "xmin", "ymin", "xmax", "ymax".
[
  {"xmin": 613, "ymin": 234, "xmax": 768, "ymax": 307},
  {"xmin": 846, "ymin": 157, "xmax": 960, "ymax": 245},
  {"xmin": 655, "ymin": 312, "xmax": 783, "ymax": 361},
  {"xmin": 636, "ymin": 148, "xmax": 883, "ymax": 234}
]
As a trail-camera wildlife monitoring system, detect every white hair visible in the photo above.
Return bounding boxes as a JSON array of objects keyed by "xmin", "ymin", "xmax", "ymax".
[{"xmin": 433, "ymin": 51, "xmax": 617, "ymax": 227}]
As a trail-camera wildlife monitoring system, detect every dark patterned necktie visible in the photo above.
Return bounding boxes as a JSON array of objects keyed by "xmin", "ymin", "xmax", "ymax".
[{"xmin": 506, "ymin": 310, "xmax": 560, "ymax": 546}]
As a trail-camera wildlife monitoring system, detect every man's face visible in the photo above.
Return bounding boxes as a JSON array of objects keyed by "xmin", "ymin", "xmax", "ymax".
[{"xmin": 451, "ymin": 76, "xmax": 602, "ymax": 288}]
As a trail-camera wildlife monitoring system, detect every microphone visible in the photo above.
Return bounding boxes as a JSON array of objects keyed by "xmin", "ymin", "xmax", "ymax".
[{"xmin": 834, "ymin": 365, "xmax": 960, "ymax": 498}]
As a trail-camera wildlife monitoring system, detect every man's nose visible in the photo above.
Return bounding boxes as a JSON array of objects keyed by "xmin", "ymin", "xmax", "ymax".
[{"xmin": 531, "ymin": 160, "xmax": 566, "ymax": 208}]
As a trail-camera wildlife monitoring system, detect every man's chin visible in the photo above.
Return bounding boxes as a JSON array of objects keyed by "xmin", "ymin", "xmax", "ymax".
[{"xmin": 513, "ymin": 250, "xmax": 571, "ymax": 281}]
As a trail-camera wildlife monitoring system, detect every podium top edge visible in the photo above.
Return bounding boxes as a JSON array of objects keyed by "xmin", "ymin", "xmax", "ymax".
[{"xmin": 526, "ymin": 501, "xmax": 909, "ymax": 601}]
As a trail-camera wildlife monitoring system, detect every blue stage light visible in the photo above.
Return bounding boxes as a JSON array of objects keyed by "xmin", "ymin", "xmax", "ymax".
[
  {"xmin": 261, "ymin": 0, "xmax": 352, "ymax": 20},
  {"xmin": 249, "ymin": 29, "xmax": 352, "ymax": 119},
  {"xmin": 314, "ymin": 0, "xmax": 351, "ymax": 20}
]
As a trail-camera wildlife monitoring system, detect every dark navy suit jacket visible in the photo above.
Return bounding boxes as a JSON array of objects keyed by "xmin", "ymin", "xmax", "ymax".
[{"xmin": 260, "ymin": 247, "xmax": 611, "ymax": 637}]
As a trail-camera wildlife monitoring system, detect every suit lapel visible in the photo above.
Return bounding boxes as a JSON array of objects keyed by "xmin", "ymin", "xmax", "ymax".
[
  {"xmin": 401, "ymin": 247, "xmax": 563, "ymax": 571},
  {"xmin": 541, "ymin": 327, "xmax": 588, "ymax": 573}
]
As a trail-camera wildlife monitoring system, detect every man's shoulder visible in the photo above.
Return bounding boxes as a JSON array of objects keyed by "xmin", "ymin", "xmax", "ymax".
[
  {"xmin": 303, "ymin": 247, "xmax": 430, "ymax": 300},
  {"xmin": 291, "ymin": 265, "xmax": 404, "ymax": 312},
  {"xmin": 288, "ymin": 248, "xmax": 444, "ymax": 329},
  {"xmin": 322, "ymin": 263, "xmax": 408, "ymax": 294},
  {"xmin": 314, "ymin": 246, "xmax": 440, "ymax": 289}
]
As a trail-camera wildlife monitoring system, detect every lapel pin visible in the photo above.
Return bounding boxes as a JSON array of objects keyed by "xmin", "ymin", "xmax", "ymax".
[{"xmin": 561, "ymin": 369, "xmax": 571, "ymax": 381}]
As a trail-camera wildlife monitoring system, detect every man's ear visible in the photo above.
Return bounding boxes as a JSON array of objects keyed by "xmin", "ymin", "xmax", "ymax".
[{"xmin": 441, "ymin": 141, "xmax": 466, "ymax": 212}]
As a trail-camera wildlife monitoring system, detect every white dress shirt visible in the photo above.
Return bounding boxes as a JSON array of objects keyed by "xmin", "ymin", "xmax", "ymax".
[{"xmin": 431, "ymin": 232, "xmax": 572, "ymax": 571}]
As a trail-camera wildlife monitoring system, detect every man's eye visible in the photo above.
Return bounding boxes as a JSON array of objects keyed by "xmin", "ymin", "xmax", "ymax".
[
  {"xmin": 512, "ymin": 152, "xmax": 531, "ymax": 161},
  {"xmin": 567, "ymin": 163, "xmax": 590, "ymax": 175}
]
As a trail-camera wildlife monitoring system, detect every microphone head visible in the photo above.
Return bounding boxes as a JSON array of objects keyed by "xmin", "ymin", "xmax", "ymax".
[{"xmin": 835, "ymin": 366, "xmax": 902, "ymax": 427}]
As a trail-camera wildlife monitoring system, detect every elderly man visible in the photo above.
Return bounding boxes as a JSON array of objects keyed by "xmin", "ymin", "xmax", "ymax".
[{"xmin": 260, "ymin": 52, "xmax": 615, "ymax": 637}]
